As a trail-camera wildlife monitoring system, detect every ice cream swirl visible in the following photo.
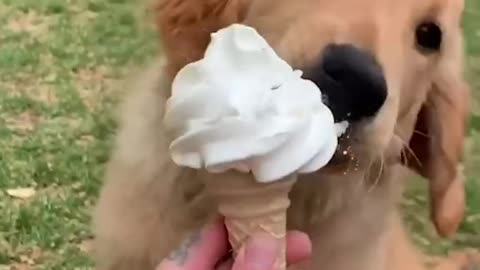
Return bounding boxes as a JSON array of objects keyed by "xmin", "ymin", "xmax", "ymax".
[{"xmin": 164, "ymin": 24, "xmax": 348, "ymax": 183}]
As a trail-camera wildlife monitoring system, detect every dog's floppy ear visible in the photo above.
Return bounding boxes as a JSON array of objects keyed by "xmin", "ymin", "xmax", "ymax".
[
  {"xmin": 155, "ymin": 0, "xmax": 251, "ymax": 77},
  {"xmin": 408, "ymin": 80, "xmax": 469, "ymax": 238},
  {"xmin": 405, "ymin": 4, "xmax": 470, "ymax": 237}
]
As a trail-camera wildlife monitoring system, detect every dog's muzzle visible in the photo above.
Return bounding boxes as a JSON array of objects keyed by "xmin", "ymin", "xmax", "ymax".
[{"xmin": 303, "ymin": 44, "xmax": 387, "ymax": 123}]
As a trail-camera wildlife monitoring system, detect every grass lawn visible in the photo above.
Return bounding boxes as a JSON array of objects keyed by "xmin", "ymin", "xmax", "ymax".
[{"xmin": 0, "ymin": 0, "xmax": 479, "ymax": 269}]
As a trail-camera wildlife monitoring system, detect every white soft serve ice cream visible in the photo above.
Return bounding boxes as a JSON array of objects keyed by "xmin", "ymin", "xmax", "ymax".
[{"xmin": 164, "ymin": 24, "xmax": 348, "ymax": 183}]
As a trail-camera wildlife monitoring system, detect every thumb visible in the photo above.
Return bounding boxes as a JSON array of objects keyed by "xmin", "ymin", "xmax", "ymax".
[
  {"xmin": 231, "ymin": 233, "xmax": 279, "ymax": 270},
  {"xmin": 157, "ymin": 220, "xmax": 228, "ymax": 270}
]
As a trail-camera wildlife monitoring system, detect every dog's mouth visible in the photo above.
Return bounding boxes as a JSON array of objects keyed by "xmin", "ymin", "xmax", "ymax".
[{"xmin": 328, "ymin": 128, "xmax": 359, "ymax": 168}]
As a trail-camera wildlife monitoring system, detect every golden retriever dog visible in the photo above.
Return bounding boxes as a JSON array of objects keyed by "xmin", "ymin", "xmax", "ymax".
[{"xmin": 92, "ymin": 0, "xmax": 478, "ymax": 269}]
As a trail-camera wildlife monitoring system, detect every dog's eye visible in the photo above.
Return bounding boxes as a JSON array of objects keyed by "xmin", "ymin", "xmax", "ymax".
[{"xmin": 415, "ymin": 22, "xmax": 442, "ymax": 52}]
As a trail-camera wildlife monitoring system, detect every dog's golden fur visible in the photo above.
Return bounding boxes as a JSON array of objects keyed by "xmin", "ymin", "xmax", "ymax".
[{"xmin": 92, "ymin": 0, "xmax": 475, "ymax": 269}]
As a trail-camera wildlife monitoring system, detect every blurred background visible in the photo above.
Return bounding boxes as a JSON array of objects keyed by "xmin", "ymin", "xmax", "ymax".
[{"xmin": 0, "ymin": 0, "xmax": 478, "ymax": 269}]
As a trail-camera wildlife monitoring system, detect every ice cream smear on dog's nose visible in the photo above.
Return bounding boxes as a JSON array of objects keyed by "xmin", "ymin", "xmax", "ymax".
[{"xmin": 164, "ymin": 24, "xmax": 348, "ymax": 183}]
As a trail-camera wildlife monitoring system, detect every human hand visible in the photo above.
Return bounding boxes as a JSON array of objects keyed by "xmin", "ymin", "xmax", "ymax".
[{"xmin": 157, "ymin": 219, "xmax": 312, "ymax": 270}]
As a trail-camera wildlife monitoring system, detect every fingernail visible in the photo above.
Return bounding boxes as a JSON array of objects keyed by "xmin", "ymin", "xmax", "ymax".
[{"xmin": 243, "ymin": 234, "xmax": 279, "ymax": 270}]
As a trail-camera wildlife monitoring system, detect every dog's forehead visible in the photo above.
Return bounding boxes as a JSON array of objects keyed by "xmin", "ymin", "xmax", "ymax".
[
  {"xmin": 243, "ymin": 0, "xmax": 464, "ymax": 70},
  {"xmin": 246, "ymin": 0, "xmax": 400, "ymax": 38},
  {"xmin": 245, "ymin": 0, "xmax": 424, "ymax": 53},
  {"xmin": 249, "ymin": 0, "xmax": 457, "ymax": 20},
  {"xmin": 245, "ymin": 0, "xmax": 462, "ymax": 49}
]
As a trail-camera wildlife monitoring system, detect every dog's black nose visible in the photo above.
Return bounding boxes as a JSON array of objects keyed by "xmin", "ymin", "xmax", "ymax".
[{"xmin": 303, "ymin": 44, "xmax": 387, "ymax": 122}]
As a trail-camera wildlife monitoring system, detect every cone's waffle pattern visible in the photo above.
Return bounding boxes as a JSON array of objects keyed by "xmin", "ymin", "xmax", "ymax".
[{"xmin": 203, "ymin": 171, "xmax": 296, "ymax": 270}]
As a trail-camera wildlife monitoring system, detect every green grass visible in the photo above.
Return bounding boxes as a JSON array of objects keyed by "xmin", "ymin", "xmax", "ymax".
[
  {"xmin": 0, "ymin": 0, "xmax": 479, "ymax": 269},
  {"xmin": 0, "ymin": 0, "xmax": 157, "ymax": 268}
]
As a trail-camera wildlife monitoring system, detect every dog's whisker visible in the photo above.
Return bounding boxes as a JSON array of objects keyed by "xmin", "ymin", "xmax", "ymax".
[
  {"xmin": 413, "ymin": 129, "xmax": 430, "ymax": 139},
  {"xmin": 404, "ymin": 145, "xmax": 422, "ymax": 168},
  {"xmin": 367, "ymin": 154, "xmax": 384, "ymax": 193},
  {"xmin": 397, "ymin": 136, "xmax": 423, "ymax": 168}
]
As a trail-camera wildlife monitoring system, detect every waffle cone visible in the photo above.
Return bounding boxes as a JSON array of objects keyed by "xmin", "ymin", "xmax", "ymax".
[{"xmin": 203, "ymin": 171, "xmax": 296, "ymax": 270}]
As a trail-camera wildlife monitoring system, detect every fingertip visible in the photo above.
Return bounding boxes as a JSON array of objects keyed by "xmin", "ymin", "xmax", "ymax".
[
  {"xmin": 232, "ymin": 233, "xmax": 279, "ymax": 270},
  {"xmin": 215, "ymin": 258, "xmax": 234, "ymax": 270},
  {"xmin": 194, "ymin": 219, "xmax": 230, "ymax": 262},
  {"xmin": 286, "ymin": 231, "xmax": 312, "ymax": 264}
]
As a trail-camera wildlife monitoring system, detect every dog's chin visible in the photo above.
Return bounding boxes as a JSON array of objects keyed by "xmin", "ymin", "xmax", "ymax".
[{"xmin": 322, "ymin": 122, "xmax": 389, "ymax": 174}]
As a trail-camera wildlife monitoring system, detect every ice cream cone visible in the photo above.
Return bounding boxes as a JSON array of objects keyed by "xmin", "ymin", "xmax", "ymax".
[{"xmin": 202, "ymin": 171, "xmax": 296, "ymax": 270}]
